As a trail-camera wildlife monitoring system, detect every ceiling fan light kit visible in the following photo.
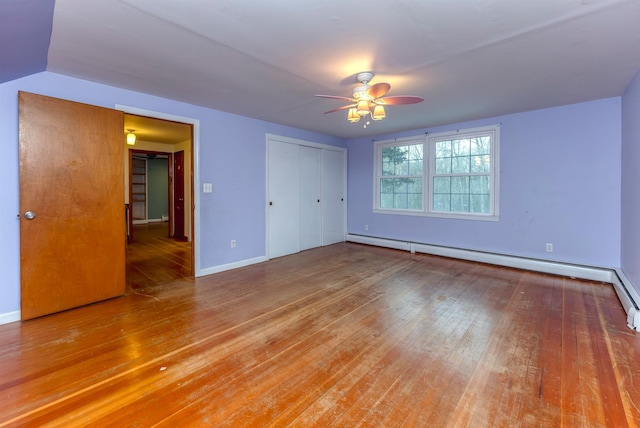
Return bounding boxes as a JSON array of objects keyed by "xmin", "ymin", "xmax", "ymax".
[
  {"xmin": 372, "ymin": 105, "xmax": 386, "ymax": 120},
  {"xmin": 316, "ymin": 72, "xmax": 423, "ymax": 126},
  {"xmin": 347, "ymin": 108, "xmax": 360, "ymax": 123}
]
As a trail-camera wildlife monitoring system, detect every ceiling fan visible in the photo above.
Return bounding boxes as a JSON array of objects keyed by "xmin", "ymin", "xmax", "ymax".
[{"xmin": 316, "ymin": 72, "xmax": 424, "ymax": 126}]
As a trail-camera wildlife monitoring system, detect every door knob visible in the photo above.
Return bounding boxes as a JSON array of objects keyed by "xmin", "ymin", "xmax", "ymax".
[{"xmin": 24, "ymin": 211, "xmax": 36, "ymax": 220}]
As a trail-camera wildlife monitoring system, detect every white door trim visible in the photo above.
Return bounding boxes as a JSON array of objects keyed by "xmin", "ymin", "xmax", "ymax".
[{"xmin": 115, "ymin": 104, "xmax": 202, "ymax": 276}]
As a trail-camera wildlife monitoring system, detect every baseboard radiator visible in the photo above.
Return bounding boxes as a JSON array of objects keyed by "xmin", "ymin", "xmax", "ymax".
[{"xmin": 345, "ymin": 234, "xmax": 640, "ymax": 331}]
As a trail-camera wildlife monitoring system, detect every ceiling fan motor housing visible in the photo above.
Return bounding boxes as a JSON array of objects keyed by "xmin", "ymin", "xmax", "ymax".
[
  {"xmin": 353, "ymin": 84, "xmax": 370, "ymax": 99},
  {"xmin": 356, "ymin": 72, "xmax": 374, "ymax": 83}
]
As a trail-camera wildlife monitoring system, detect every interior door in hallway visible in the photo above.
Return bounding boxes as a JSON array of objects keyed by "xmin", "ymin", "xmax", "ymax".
[
  {"xmin": 173, "ymin": 150, "xmax": 186, "ymax": 240},
  {"xmin": 19, "ymin": 91, "xmax": 125, "ymax": 320}
]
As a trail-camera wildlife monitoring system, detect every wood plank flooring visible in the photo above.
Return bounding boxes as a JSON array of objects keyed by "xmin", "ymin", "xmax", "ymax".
[{"xmin": 1, "ymin": 228, "xmax": 640, "ymax": 427}]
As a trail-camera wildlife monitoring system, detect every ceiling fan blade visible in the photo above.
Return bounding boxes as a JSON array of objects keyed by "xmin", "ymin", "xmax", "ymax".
[
  {"xmin": 378, "ymin": 95, "xmax": 424, "ymax": 105},
  {"xmin": 366, "ymin": 82, "xmax": 390, "ymax": 99},
  {"xmin": 315, "ymin": 94, "xmax": 356, "ymax": 102},
  {"xmin": 323, "ymin": 104, "xmax": 356, "ymax": 114}
]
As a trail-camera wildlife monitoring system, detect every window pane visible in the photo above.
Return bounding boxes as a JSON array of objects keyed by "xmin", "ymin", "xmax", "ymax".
[
  {"xmin": 470, "ymin": 155, "xmax": 490, "ymax": 173},
  {"xmin": 433, "ymin": 176, "xmax": 450, "ymax": 193},
  {"xmin": 382, "ymin": 146, "xmax": 408, "ymax": 175},
  {"xmin": 394, "ymin": 158, "xmax": 408, "ymax": 175},
  {"xmin": 470, "ymin": 194, "xmax": 490, "ymax": 213},
  {"xmin": 407, "ymin": 178, "xmax": 422, "ymax": 193},
  {"xmin": 433, "ymin": 194, "xmax": 450, "ymax": 211},
  {"xmin": 451, "ymin": 176, "xmax": 469, "ymax": 193},
  {"xmin": 382, "ymin": 160, "xmax": 394, "ymax": 176},
  {"xmin": 435, "ymin": 158, "xmax": 451, "ymax": 174},
  {"xmin": 435, "ymin": 141, "xmax": 450, "ymax": 158},
  {"xmin": 380, "ymin": 193, "xmax": 394, "ymax": 208},
  {"xmin": 394, "ymin": 178, "xmax": 409, "ymax": 193},
  {"xmin": 408, "ymin": 159, "xmax": 422, "ymax": 175},
  {"xmin": 452, "ymin": 139, "xmax": 470, "ymax": 156},
  {"xmin": 394, "ymin": 193, "xmax": 408, "ymax": 209},
  {"xmin": 409, "ymin": 144, "xmax": 423, "ymax": 161},
  {"xmin": 451, "ymin": 156, "xmax": 469, "ymax": 174},
  {"xmin": 471, "ymin": 136, "xmax": 491, "ymax": 155},
  {"xmin": 382, "ymin": 146, "xmax": 407, "ymax": 163},
  {"xmin": 470, "ymin": 175, "xmax": 490, "ymax": 194},
  {"xmin": 379, "ymin": 177, "xmax": 422, "ymax": 210},
  {"xmin": 451, "ymin": 193, "xmax": 470, "ymax": 212},
  {"xmin": 380, "ymin": 178, "xmax": 395, "ymax": 193},
  {"xmin": 408, "ymin": 193, "xmax": 422, "ymax": 210},
  {"xmin": 380, "ymin": 178, "xmax": 394, "ymax": 209}
]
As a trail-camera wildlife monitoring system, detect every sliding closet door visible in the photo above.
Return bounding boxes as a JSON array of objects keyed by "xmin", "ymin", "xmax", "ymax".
[
  {"xmin": 322, "ymin": 148, "xmax": 346, "ymax": 245},
  {"xmin": 267, "ymin": 135, "xmax": 346, "ymax": 259},
  {"xmin": 267, "ymin": 140, "xmax": 300, "ymax": 258},
  {"xmin": 299, "ymin": 146, "xmax": 322, "ymax": 251}
]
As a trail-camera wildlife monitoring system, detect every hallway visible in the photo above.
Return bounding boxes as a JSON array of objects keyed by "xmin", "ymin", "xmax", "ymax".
[{"xmin": 126, "ymin": 222, "xmax": 192, "ymax": 293}]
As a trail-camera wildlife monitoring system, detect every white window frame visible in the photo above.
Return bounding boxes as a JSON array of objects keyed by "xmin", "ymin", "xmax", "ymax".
[
  {"xmin": 373, "ymin": 135, "xmax": 426, "ymax": 215},
  {"xmin": 373, "ymin": 125, "xmax": 500, "ymax": 221}
]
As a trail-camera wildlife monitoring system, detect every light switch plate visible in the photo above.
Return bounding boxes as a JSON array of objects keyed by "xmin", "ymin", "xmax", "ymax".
[{"xmin": 203, "ymin": 183, "xmax": 213, "ymax": 193}]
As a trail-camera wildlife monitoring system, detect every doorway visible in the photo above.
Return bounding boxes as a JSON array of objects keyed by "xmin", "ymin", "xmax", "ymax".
[
  {"xmin": 129, "ymin": 150, "xmax": 171, "ymax": 233},
  {"xmin": 123, "ymin": 113, "xmax": 195, "ymax": 284}
]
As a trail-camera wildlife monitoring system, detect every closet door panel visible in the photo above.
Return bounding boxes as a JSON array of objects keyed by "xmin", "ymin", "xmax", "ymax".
[
  {"xmin": 267, "ymin": 140, "xmax": 300, "ymax": 258},
  {"xmin": 322, "ymin": 149, "xmax": 346, "ymax": 246},
  {"xmin": 299, "ymin": 146, "xmax": 322, "ymax": 251}
]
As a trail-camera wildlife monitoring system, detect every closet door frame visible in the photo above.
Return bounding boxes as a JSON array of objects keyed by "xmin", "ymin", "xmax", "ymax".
[{"xmin": 265, "ymin": 134, "xmax": 347, "ymax": 260}]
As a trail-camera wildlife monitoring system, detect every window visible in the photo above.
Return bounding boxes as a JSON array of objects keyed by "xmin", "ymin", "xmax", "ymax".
[
  {"xmin": 374, "ymin": 125, "xmax": 499, "ymax": 220},
  {"xmin": 378, "ymin": 140, "xmax": 424, "ymax": 211}
]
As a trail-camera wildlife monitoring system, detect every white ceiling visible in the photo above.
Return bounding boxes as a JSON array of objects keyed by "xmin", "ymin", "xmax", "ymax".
[{"xmin": 48, "ymin": 0, "xmax": 640, "ymax": 139}]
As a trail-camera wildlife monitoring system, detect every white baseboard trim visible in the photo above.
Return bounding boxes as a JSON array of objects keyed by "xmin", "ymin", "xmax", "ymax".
[
  {"xmin": 197, "ymin": 256, "xmax": 268, "ymax": 278},
  {"xmin": 0, "ymin": 256, "xmax": 269, "ymax": 324},
  {"xmin": 132, "ymin": 219, "xmax": 163, "ymax": 225},
  {"xmin": 346, "ymin": 234, "xmax": 639, "ymax": 330},
  {"xmin": 0, "ymin": 311, "xmax": 21, "ymax": 326}
]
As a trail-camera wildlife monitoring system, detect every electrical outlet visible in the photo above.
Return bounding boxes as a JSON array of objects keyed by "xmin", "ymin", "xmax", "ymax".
[
  {"xmin": 231, "ymin": 240, "xmax": 236, "ymax": 248},
  {"xmin": 546, "ymin": 243, "xmax": 553, "ymax": 252},
  {"xmin": 364, "ymin": 224, "xmax": 368, "ymax": 231}
]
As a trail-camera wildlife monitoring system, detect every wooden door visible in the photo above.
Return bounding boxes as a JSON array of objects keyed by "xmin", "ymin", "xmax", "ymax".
[
  {"xmin": 19, "ymin": 91, "xmax": 125, "ymax": 320},
  {"xmin": 173, "ymin": 150, "xmax": 186, "ymax": 240}
]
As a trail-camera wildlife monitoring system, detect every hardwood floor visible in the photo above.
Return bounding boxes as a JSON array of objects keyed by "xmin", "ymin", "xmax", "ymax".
[
  {"xmin": 126, "ymin": 222, "xmax": 193, "ymax": 290},
  {"xmin": 1, "ymin": 236, "xmax": 640, "ymax": 427}
]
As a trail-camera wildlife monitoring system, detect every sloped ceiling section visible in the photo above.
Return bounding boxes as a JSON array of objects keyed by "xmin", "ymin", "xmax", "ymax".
[
  {"xmin": 0, "ymin": 0, "xmax": 55, "ymax": 84},
  {"xmin": 11, "ymin": 0, "xmax": 640, "ymax": 138}
]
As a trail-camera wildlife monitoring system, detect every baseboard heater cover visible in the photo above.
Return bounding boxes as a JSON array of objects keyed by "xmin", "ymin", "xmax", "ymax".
[
  {"xmin": 612, "ymin": 269, "xmax": 640, "ymax": 331},
  {"xmin": 345, "ymin": 234, "xmax": 640, "ymax": 331}
]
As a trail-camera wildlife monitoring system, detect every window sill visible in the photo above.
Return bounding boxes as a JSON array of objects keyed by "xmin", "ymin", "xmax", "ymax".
[{"xmin": 374, "ymin": 208, "xmax": 499, "ymax": 222}]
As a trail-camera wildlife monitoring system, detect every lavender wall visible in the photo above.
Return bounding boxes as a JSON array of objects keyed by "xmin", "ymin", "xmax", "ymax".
[
  {"xmin": 0, "ymin": 71, "xmax": 345, "ymax": 316},
  {"xmin": 347, "ymin": 98, "xmax": 621, "ymax": 268},
  {"xmin": 621, "ymin": 69, "xmax": 640, "ymax": 294},
  {"xmin": 0, "ymin": 0, "xmax": 54, "ymax": 84}
]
